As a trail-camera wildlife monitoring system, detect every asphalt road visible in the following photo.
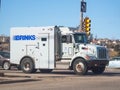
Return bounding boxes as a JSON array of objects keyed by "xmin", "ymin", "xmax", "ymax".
[{"xmin": 0, "ymin": 68, "xmax": 120, "ymax": 90}]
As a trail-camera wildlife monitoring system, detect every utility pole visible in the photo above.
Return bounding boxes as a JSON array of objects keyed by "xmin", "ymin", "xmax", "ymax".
[
  {"xmin": 79, "ymin": 0, "xmax": 86, "ymax": 32},
  {"xmin": 79, "ymin": 0, "xmax": 84, "ymax": 32},
  {"xmin": 0, "ymin": 0, "xmax": 1, "ymax": 10}
]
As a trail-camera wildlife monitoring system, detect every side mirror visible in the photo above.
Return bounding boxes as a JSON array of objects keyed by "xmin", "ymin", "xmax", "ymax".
[{"xmin": 87, "ymin": 34, "xmax": 93, "ymax": 44}]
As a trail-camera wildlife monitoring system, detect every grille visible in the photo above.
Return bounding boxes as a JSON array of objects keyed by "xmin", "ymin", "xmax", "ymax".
[{"xmin": 97, "ymin": 47, "xmax": 107, "ymax": 59}]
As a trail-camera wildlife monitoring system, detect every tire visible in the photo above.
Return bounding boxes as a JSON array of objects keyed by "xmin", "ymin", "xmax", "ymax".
[
  {"xmin": 40, "ymin": 69, "xmax": 53, "ymax": 73},
  {"xmin": 21, "ymin": 57, "xmax": 36, "ymax": 73},
  {"xmin": 3, "ymin": 61, "xmax": 11, "ymax": 70},
  {"xmin": 92, "ymin": 67, "xmax": 105, "ymax": 74},
  {"xmin": 73, "ymin": 58, "xmax": 88, "ymax": 75}
]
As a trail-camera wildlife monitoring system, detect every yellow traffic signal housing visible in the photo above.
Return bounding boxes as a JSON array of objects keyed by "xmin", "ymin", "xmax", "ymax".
[
  {"xmin": 84, "ymin": 17, "xmax": 91, "ymax": 36},
  {"xmin": 86, "ymin": 31, "xmax": 90, "ymax": 36}
]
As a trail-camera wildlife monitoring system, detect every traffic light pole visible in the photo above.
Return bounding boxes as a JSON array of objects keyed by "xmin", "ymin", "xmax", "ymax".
[
  {"xmin": 79, "ymin": 0, "xmax": 84, "ymax": 32},
  {"xmin": 80, "ymin": 8, "xmax": 84, "ymax": 32},
  {"xmin": 79, "ymin": 0, "xmax": 91, "ymax": 36}
]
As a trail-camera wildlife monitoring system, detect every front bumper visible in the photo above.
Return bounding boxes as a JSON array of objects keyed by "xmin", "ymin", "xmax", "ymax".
[{"xmin": 86, "ymin": 60, "xmax": 109, "ymax": 69}]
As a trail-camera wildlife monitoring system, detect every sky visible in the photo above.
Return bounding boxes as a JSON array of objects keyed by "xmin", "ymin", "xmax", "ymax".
[{"xmin": 0, "ymin": 0, "xmax": 120, "ymax": 39}]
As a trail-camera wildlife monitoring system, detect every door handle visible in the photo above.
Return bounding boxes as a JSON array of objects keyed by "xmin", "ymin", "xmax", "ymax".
[{"xmin": 36, "ymin": 42, "xmax": 39, "ymax": 49}]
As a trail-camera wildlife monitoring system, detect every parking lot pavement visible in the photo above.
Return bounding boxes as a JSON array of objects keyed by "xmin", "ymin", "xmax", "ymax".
[
  {"xmin": 0, "ymin": 68, "xmax": 120, "ymax": 84},
  {"xmin": 0, "ymin": 68, "xmax": 120, "ymax": 90}
]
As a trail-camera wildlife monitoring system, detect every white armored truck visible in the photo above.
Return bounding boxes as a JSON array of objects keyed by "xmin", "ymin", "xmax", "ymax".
[{"xmin": 10, "ymin": 26, "xmax": 109, "ymax": 75}]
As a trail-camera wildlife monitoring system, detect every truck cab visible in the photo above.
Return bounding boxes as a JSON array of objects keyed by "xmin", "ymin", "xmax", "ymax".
[
  {"xmin": 61, "ymin": 32, "xmax": 88, "ymax": 60},
  {"xmin": 59, "ymin": 27, "xmax": 109, "ymax": 75}
]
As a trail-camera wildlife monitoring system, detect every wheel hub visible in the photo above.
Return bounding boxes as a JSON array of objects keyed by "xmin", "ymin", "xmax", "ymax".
[
  {"xmin": 76, "ymin": 62, "xmax": 84, "ymax": 72},
  {"xmin": 3, "ymin": 62, "xmax": 10, "ymax": 70},
  {"xmin": 24, "ymin": 63, "xmax": 30, "ymax": 71}
]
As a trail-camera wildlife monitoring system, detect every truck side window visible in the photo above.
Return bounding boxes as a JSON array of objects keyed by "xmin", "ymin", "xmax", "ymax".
[
  {"xmin": 67, "ymin": 35, "xmax": 72, "ymax": 43},
  {"xmin": 62, "ymin": 35, "xmax": 67, "ymax": 43},
  {"xmin": 41, "ymin": 37, "xmax": 47, "ymax": 41},
  {"xmin": 62, "ymin": 35, "xmax": 72, "ymax": 43}
]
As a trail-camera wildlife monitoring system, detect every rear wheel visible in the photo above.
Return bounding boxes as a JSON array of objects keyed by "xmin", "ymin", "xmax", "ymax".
[
  {"xmin": 3, "ymin": 61, "xmax": 10, "ymax": 70},
  {"xmin": 21, "ymin": 57, "xmax": 36, "ymax": 73},
  {"xmin": 92, "ymin": 67, "xmax": 105, "ymax": 74},
  {"xmin": 73, "ymin": 58, "xmax": 88, "ymax": 75},
  {"xmin": 40, "ymin": 69, "xmax": 53, "ymax": 73}
]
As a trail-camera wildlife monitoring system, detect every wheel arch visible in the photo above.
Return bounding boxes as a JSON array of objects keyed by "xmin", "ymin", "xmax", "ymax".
[{"xmin": 20, "ymin": 56, "xmax": 35, "ymax": 67}]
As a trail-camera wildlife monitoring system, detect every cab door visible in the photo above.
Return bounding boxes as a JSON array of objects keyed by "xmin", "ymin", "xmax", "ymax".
[{"xmin": 61, "ymin": 35, "xmax": 74, "ymax": 60}]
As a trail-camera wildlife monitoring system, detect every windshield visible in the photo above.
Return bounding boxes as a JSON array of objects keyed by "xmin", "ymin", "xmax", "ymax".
[{"xmin": 73, "ymin": 33, "xmax": 88, "ymax": 43}]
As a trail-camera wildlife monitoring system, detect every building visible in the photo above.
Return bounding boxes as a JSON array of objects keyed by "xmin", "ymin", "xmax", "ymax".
[{"xmin": 0, "ymin": 35, "xmax": 10, "ymax": 51}]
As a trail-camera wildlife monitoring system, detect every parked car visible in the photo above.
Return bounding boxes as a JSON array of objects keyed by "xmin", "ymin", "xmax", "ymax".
[
  {"xmin": 0, "ymin": 51, "xmax": 11, "ymax": 70},
  {"xmin": 107, "ymin": 57, "xmax": 120, "ymax": 68}
]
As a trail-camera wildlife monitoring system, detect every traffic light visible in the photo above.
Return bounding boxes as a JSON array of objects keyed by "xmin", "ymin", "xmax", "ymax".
[{"xmin": 84, "ymin": 17, "xmax": 91, "ymax": 36}]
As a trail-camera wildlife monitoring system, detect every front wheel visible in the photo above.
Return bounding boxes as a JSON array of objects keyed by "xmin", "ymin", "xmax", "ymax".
[
  {"xmin": 92, "ymin": 67, "xmax": 105, "ymax": 74},
  {"xmin": 3, "ymin": 61, "xmax": 11, "ymax": 70},
  {"xmin": 73, "ymin": 59, "xmax": 88, "ymax": 75},
  {"xmin": 21, "ymin": 57, "xmax": 36, "ymax": 73}
]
